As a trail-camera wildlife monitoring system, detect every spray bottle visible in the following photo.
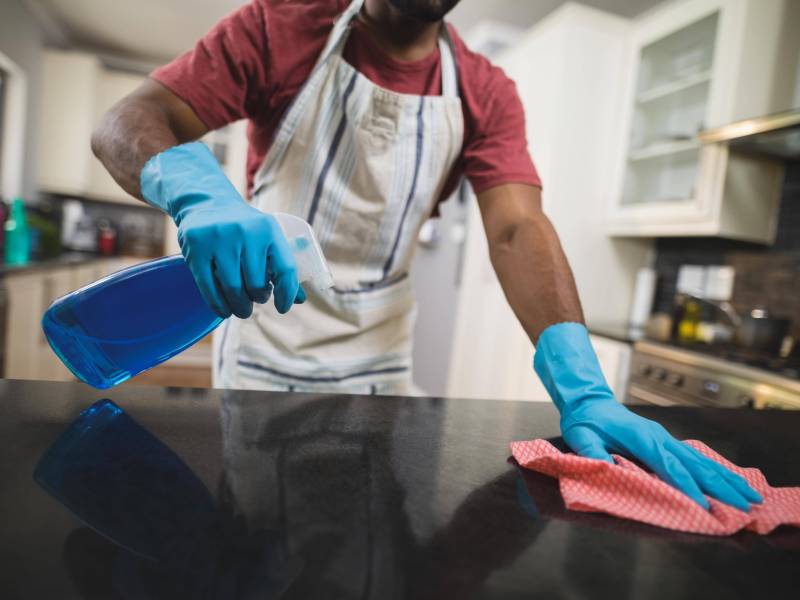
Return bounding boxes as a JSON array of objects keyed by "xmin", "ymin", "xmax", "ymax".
[{"xmin": 42, "ymin": 214, "xmax": 333, "ymax": 388}]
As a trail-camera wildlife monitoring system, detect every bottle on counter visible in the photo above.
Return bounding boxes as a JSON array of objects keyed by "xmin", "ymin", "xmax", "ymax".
[
  {"xmin": 671, "ymin": 264, "xmax": 706, "ymax": 342},
  {"xmin": 4, "ymin": 198, "xmax": 30, "ymax": 266},
  {"xmin": 96, "ymin": 219, "xmax": 118, "ymax": 257},
  {"xmin": 678, "ymin": 299, "xmax": 701, "ymax": 343},
  {"xmin": 26, "ymin": 201, "xmax": 62, "ymax": 260}
]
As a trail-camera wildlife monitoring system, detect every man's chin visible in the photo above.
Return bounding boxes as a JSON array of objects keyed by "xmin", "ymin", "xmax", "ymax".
[{"xmin": 387, "ymin": 0, "xmax": 462, "ymax": 22}]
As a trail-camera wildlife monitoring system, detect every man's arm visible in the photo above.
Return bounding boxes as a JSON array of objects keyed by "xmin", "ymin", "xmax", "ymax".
[
  {"xmin": 477, "ymin": 183, "xmax": 582, "ymax": 343},
  {"xmin": 90, "ymin": 78, "xmax": 302, "ymax": 318},
  {"xmin": 477, "ymin": 183, "xmax": 762, "ymax": 512},
  {"xmin": 91, "ymin": 79, "xmax": 209, "ymax": 200}
]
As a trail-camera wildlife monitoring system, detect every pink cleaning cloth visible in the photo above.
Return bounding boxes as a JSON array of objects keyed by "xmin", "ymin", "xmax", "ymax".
[{"xmin": 510, "ymin": 439, "xmax": 800, "ymax": 536}]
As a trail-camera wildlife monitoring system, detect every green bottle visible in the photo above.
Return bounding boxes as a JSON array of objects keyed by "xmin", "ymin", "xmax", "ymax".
[{"xmin": 5, "ymin": 197, "xmax": 30, "ymax": 266}]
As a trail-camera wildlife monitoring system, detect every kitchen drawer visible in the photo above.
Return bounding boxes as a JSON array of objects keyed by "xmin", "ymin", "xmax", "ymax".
[{"xmin": 4, "ymin": 269, "xmax": 73, "ymax": 381}]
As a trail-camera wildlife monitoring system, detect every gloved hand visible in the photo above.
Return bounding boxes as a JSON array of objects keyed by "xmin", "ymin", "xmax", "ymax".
[
  {"xmin": 534, "ymin": 322, "xmax": 763, "ymax": 512},
  {"xmin": 140, "ymin": 142, "xmax": 305, "ymax": 319}
]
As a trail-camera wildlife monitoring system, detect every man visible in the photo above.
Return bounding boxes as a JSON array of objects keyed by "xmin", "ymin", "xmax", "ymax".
[{"xmin": 92, "ymin": 0, "xmax": 761, "ymax": 511}]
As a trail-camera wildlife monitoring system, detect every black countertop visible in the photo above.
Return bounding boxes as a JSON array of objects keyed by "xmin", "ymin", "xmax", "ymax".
[{"xmin": 1, "ymin": 379, "xmax": 799, "ymax": 599}]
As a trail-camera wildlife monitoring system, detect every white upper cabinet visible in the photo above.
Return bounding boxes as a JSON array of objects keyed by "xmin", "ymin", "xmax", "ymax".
[
  {"xmin": 37, "ymin": 50, "xmax": 146, "ymax": 205},
  {"xmin": 87, "ymin": 69, "xmax": 147, "ymax": 203},
  {"xmin": 607, "ymin": 0, "xmax": 798, "ymax": 242},
  {"xmin": 37, "ymin": 51, "xmax": 99, "ymax": 196}
]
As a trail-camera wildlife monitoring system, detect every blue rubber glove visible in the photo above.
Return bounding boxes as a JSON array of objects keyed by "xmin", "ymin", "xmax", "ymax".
[
  {"xmin": 534, "ymin": 322, "xmax": 763, "ymax": 512},
  {"xmin": 141, "ymin": 142, "xmax": 305, "ymax": 319}
]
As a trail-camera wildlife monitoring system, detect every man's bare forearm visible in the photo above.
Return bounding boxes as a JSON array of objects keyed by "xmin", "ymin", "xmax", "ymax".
[
  {"xmin": 489, "ymin": 215, "xmax": 584, "ymax": 343},
  {"xmin": 91, "ymin": 80, "xmax": 208, "ymax": 200},
  {"xmin": 478, "ymin": 184, "xmax": 584, "ymax": 345}
]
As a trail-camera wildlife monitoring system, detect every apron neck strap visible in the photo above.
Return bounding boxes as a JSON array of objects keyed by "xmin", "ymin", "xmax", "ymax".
[
  {"xmin": 314, "ymin": 0, "xmax": 459, "ymax": 98},
  {"xmin": 438, "ymin": 25, "xmax": 458, "ymax": 98},
  {"xmin": 314, "ymin": 0, "xmax": 365, "ymax": 69}
]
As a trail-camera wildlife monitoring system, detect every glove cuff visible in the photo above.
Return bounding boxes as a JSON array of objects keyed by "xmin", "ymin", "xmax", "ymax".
[
  {"xmin": 140, "ymin": 141, "xmax": 235, "ymax": 218},
  {"xmin": 533, "ymin": 322, "xmax": 615, "ymax": 415}
]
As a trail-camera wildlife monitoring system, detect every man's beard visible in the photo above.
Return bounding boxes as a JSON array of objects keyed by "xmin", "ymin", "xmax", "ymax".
[{"xmin": 387, "ymin": 0, "xmax": 462, "ymax": 22}]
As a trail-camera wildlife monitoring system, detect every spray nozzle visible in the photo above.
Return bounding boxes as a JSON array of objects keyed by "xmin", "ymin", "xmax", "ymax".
[{"xmin": 273, "ymin": 213, "xmax": 334, "ymax": 292}]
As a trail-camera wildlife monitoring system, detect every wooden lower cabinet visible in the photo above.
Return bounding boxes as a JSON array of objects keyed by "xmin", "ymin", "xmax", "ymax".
[{"xmin": 122, "ymin": 340, "xmax": 213, "ymax": 389}]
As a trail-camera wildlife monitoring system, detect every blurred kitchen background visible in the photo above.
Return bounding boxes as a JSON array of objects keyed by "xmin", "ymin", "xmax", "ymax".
[{"xmin": 0, "ymin": 0, "xmax": 798, "ymax": 408}]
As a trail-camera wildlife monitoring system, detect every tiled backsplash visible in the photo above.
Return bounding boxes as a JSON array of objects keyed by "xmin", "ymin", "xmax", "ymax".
[{"xmin": 652, "ymin": 161, "xmax": 800, "ymax": 337}]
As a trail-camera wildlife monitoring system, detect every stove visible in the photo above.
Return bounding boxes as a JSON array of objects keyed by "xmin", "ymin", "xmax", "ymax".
[
  {"xmin": 627, "ymin": 341, "xmax": 800, "ymax": 410},
  {"xmin": 679, "ymin": 343, "xmax": 800, "ymax": 380}
]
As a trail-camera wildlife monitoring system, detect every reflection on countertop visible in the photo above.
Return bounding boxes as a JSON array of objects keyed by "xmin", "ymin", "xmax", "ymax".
[{"xmin": 0, "ymin": 379, "xmax": 798, "ymax": 599}]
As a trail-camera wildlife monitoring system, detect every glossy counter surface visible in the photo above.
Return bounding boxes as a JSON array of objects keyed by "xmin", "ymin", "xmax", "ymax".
[{"xmin": 0, "ymin": 379, "xmax": 798, "ymax": 599}]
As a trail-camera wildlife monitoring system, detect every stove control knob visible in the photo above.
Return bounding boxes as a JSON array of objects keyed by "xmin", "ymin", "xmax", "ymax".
[
  {"xmin": 653, "ymin": 368, "xmax": 667, "ymax": 382},
  {"xmin": 739, "ymin": 395, "xmax": 755, "ymax": 409},
  {"xmin": 639, "ymin": 364, "xmax": 653, "ymax": 377},
  {"xmin": 668, "ymin": 374, "xmax": 684, "ymax": 387}
]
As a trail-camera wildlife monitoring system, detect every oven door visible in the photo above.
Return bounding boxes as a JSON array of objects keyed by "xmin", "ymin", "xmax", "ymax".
[
  {"xmin": 625, "ymin": 382, "xmax": 706, "ymax": 407},
  {"xmin": 625, "ymin": 347, "xmax": 734, "ymax": 408}
]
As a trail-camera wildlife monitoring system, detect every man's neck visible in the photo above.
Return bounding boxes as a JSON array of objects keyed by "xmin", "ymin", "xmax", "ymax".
[{"xmin": 361, "ymin": 0, "xmax": 442, "ymax": 62}]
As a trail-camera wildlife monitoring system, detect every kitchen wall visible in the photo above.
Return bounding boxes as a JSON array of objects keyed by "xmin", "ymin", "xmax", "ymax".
[
  {"xmin": 0, "ymin": 0, "xmax": 44, "ymax": 201},
  {"xmin": 795, "ymin": 56, "xmax": 800, "ymax": 107},
  {"xmin": 411, "ymin": 188, "xmax": 467, "ymax": 397},
  {"xmin": 652, "ymin": 161, "xmax": 800, "ymax": 337}
]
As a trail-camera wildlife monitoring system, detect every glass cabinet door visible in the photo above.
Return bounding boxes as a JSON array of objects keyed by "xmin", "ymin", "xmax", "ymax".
[{"xmin": 620, "ymin": 12, "xmax": 719, "ymax": 207}]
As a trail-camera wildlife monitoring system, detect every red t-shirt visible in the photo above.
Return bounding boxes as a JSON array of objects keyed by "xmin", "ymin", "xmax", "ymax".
[{"xmin": 151, "ymin": 0, "xmax": 541, "ymax": 203}]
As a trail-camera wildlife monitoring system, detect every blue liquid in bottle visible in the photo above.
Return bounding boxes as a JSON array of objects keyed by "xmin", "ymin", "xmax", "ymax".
[{"xmin": 42, "ymin": 256, "xmax": 223, "ymax": 389}]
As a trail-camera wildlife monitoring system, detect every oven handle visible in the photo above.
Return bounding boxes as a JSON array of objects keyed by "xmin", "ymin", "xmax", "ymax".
[{"xmin": 626, "ymin": 384, "xmax": 684, "ymax": 407}]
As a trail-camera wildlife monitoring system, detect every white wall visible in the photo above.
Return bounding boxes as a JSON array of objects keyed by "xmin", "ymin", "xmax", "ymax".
[
  {"xmin": 794, "ymin": 56, "xmax": 800, "ymax": 108},
  {"xmin": 449, "ymin": 0, "xmax": 666, "ymax": 32},
  {"xmin": 0, "ymin": 0, "xmax": 44, "ymax": 201}
]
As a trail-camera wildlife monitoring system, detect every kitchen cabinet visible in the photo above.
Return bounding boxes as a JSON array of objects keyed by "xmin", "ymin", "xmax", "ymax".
[
  {"xmin": 37, "ymin": 50, "xmax": 146, "ymax": 205},
  {"xmin": 87, "ymin": 70, "xmax": 147, "ymax": 203},
  {"xmin": 607, "ymin": 0, "xmax": 798, "ymax": 241},
  {"xmin": 447, "ymin": 4, "xmax": 649, "ymax": 402},
  {"xmin": 37, "ymin": 51, "xmax": 98, "ymax": 197},
  {"xmin": 4, "ymin": 268, "xmax": 71, "ymax": 381},
  {"xmin": 124, "ymin": 340, "xmax": 213, "ymax": 389},
  {"xmin": 590, "ymin": 334, "xmax": 632, "ymax": 400}
]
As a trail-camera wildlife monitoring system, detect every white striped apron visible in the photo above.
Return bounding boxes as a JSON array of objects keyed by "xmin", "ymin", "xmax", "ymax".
[{"xmin": 213, "ymin": 0, "xmax": 464, "ymax": 394}]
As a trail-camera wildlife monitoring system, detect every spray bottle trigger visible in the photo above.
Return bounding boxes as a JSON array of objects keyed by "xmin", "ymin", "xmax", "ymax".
[{"xmin": 273, "ymin": 213, "xmax": 334, "ymax": 292}]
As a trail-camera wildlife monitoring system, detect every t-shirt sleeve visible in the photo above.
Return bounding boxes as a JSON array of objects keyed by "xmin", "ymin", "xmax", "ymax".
[
  {"xmin": 150, "ymin": 1, "xmax": 270, "ymax": 130},
  {"xmin": 463, "ymin": 66, "xmax": 542, "ymax": 194}
]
